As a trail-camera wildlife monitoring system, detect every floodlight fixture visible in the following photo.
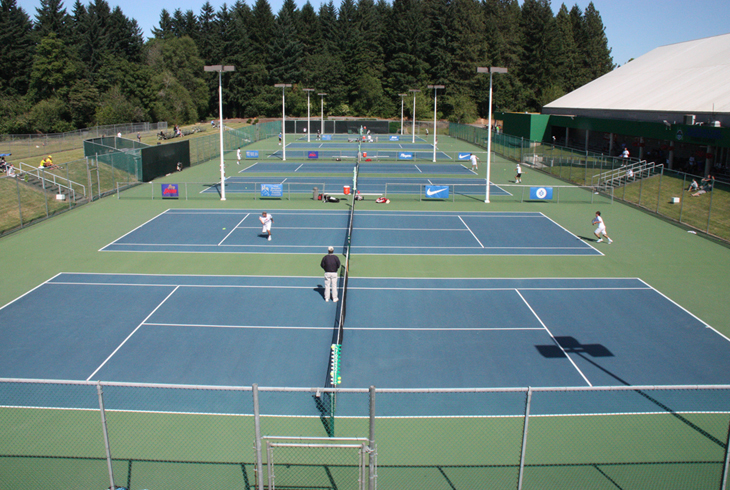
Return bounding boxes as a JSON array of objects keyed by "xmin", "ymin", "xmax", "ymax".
[{"xmin": 409, "ymin": 89, "xmax": 421, "ymax": 143}]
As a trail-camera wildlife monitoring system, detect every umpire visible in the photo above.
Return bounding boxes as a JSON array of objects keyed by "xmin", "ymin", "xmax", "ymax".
[{"xmin": 321, "ymin": 246, "xmax": 341, "ymax": 302}]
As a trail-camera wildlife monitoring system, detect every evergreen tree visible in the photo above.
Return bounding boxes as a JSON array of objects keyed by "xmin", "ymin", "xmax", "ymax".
[
  {"xmin": 518, "ymin": 0, "xmax": 561, "ymax": 111},
  {"xmin": 250, "ymin": 0, "xmax": 275, "ymax": 59},
  {"xmin": 152, "ymin": 9, "xmax": 174, "ymax": 39},
  {"xmin": 0, "ymin": 0, "xmax": 35, "ymax": 97},
  {"xmin": 386, "ymin": 0, "xmax": 429, "ymax": 92},
  {"xmin": 579, "ymin": 2, "xmax": 614, "ymax": 77},
  {"xmin": 34, "ymin": 0, "xmax": 70, "ymax": 38}
]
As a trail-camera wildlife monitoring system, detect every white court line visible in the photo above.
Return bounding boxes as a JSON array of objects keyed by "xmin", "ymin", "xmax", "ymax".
[
  {"xmin": 515, "ymin": 289, "xmax": 592, "ymax": 386},
  {"xmin": 636, "ymin": 278, "xmax": 729, "ymax": 343},
  {"xmin": 458, "ymin": 216, "xmax": 484, "ymax": 248},
  {"xmin": 294, "ymin": 164, "xmax": 304, "ymax": 172},
  {"xmin": 462, "ymin": 164, "xmax": 477, "ymax": 175},
  {"xmin": 0, "ymin": 273, "xmax": 63, "ymax": 311},
  {"xmin": 86, "ymin": 286, "xmax": 180, "ymax": 381},
  {"xmin": 243, "ymin": 162, "xmax": 259, "ymax": 171},
  {"xmin": 414, "ymin": 165, "xmax": 422, "ymax": 173},
  {"xmin": 539, "ymin": 212, "xmax": 602, "ymax": 256},
  {"xmin": 145, "ymin": 323, "xmax": 335, "ymax": 330},
  {"xmin": 218, "ymin": 213, "xmax": 250, "ymax": 246},
  {"xmin": 100, "ymin": 209, "xmax": 170, "ymax": 251}
]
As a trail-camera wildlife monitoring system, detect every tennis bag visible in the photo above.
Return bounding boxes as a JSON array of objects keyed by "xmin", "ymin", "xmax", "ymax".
[{"xmin": 323, "ymin": 194, "xmax": 340, "ymax": 203}]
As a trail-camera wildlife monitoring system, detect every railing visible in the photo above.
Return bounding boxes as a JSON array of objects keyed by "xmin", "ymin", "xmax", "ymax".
[
  {"xmin": 17, "ymin": 161, "xmax": 87, "ymax": 201},
  {"xmin": 592, "ymin": 161, "xmax": 663, "ymax": 190}
]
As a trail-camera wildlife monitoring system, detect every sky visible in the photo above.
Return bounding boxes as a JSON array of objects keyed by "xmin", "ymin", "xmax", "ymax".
[{"xmin": 15, "ymin": 0, "xmax": 730, "ymax": 68}]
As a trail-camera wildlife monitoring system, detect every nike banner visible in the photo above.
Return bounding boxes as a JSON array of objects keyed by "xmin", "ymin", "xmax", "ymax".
[
  {"xmin": 425, "ymin": 185, "xmax": 449, "ymax": 199},
  {"xmin": 458, "ymin": 152, "xmax": 471, "ymax": 160},
  {"xmin": 529, "ymin": 187, "xmax": 553, "ymax": 200}
]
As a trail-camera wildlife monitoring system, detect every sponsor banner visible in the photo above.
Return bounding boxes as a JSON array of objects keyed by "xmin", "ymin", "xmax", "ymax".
[
  {"xmin": 389, "ymin": 135, "xmax": 400, "ymax": 141},
  {"xmin": 424, "ymin": 185, "xmax": 449, "ymax": 199},
  {"xmin": 529, "ymin": 187, "xmax": 553, "ymax": 200},
  {"xmin": 397, "ymin": 152, "xmax": 414, "ymax": 160},
  {"xmin": 246, "ymin": 150, "xmax": 259, "ymax": 158},
  {"xmin": 308, "ymin": 151, "xmax": 319, "ymax": 159},
  {"xmin": 261, "ymin": 184, "xmax": 284, "ymax": 198},
  {"xmin": 322, "ymin": 134, "xmax": 333, "ymax": 141},
  {"xmin": 458, "ymin": 152, "xmax": 472, "ymax": 160},
  {"xmin": 161, "ymin": 183, "xmax": 179, "ymax": 199}
]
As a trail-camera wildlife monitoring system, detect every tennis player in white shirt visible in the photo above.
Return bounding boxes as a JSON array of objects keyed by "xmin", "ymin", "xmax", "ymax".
[{"xmin": 592, "ymin": 211, "xmax": 612, "ymax": 244}]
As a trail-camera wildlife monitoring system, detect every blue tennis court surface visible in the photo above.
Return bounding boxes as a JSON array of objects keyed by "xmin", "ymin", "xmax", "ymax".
[
  {"xmin": 240, "ymin": 161, "xmax": 474, "ymax": 175},
  {"xmin": 1, "ymin": 274, "xmax": 727, "ymax": 415},
  {"xmin": 101, "ymin": 209, "xmax": 600, "ymax": 256}
]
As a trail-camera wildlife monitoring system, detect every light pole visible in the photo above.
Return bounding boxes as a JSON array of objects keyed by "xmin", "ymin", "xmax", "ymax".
[
  {"xmin": 409, "ymin": 89, "xmax": 420, "ymax": 144},
  {"xmin": 303, "ymin": 88, "xmax": 314, "ymax": 142},
  {"xmin": 399, "ymin": 94, "xmax": 407, "ymax": 136},
  {"xmin": 274, "ymin": 83, "xmax": 292, "ymax": 160},
  {"xmin": 427, "ymin": 85, "xmax": 444, "ymax": 162},
  {"xmin": 204, "ymin": 64, "xmax": 235, "ymax": 201},
  {"xmin": 477, "ymin": 67, "xmax": 508, "ymax": 203},
  {"xmin": 318, "ymin": 93, "xmax": 327, "ymax": 136}
]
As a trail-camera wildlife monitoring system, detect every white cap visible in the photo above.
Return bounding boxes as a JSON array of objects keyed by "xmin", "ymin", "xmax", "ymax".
[{"xmin": 328, "ymin": 246, "xmax": 334, "ymax": 252}]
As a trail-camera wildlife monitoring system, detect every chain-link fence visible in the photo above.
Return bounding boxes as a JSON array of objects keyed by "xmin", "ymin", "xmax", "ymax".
[
  {"xmin": 450, "ymin": 123, "xmax": 730, "ymax": 242},
  {"xmin": 189, "ymin": 122, "xmax": 280, "ymax": 167},
  {"xmin": 1, "ymin": 379, "xmax": 728, "ymax": 490},
  {"xmin": 0, "ymin": 154, "xmax": 139, "ymax": 237},
  {"xmin": 0, "ymin": 122, "xmax": 168, "ymax": 163}
]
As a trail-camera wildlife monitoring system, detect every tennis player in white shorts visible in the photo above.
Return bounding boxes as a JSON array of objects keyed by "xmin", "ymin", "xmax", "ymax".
[
  {"xmin": 592, "ymin": 211, "xmax": 612, "ymax": 243},
  {"xmin": 260, "ymin": 212, "xmax": 273, "ymax": 241}
]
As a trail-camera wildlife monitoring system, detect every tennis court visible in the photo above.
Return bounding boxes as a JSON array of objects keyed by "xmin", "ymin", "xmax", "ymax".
[
  {"xmin": 1, "ymin": 273, "xmax": 727, "ymax": 417},
  {"xmin": 100, "ymin": 209, "xmax": 601, "ymax": 255}
]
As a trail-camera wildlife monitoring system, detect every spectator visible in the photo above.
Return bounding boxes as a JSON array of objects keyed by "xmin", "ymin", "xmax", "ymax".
[
  {"xmin": 621, "ymin": 147, "xmax": 630, "ymax": 159},
  {"xmin": 0, "ymin": 156, "xmax": 7, "ymax": 172},
  {"xmin": 688, "ymin": 179, "xmax": 699, "ymax": 192},
  {"xmin": 692, "ymin": 175, "xmax": 714, "ymax": 196}
]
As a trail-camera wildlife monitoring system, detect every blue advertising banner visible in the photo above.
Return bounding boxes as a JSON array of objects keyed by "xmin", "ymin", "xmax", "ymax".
[
  {"xmin": 397, "ymin": 152, "xmax": 414, "ymax": 160},
  {"xmin": 246, "ymin": 150, "xmax": 259, "ymax": 158},
  {"xmin": 161, "ymin": 183, "xmax": 179, "ymax": 199},
  {"xmin": 261, "ymin": 184, "xmax": 284, "ymax": 198},
  {"xmin": 389, "ymin": 135, "xmax": 400, "ymax": 141},
  {"xmin": 424, "ymin": 185, "xmax": 449, "ymax": 199},
  {"xmin": 458, "ymin": 152, "xmax": 471, "ymax": 160},
  {"xmin": 529, "ymin": 187, "xmax": 553, "ymax": 200},
  {"xmin": 308, "ymin": 151, "xmax": 319, "ymax": 159},
  {"xmin": 322, "ymin": 134, "xmax": 333, "ymax": 141}
]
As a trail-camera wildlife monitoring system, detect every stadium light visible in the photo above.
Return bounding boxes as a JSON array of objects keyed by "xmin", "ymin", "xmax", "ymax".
[
  {"xmin": 477, "ymin": 67, "xmax": 508, "ymax": 203},
  {"xmin": 204, "ymin": 65, "xmax": 235, "ymax": 201},
  {"xmin": 303, "ymin": 89, "xmax": 315, "ymax": 142},
  {"xmin": 318, "ymin": 93, "xmax": 327, "ymax": 136},
  {"xmin": 275, "ymin": 84, "xmax": 292, "ymax": 160},
  {"xmin": 427, "ymin": 85, "xmax": 445, "ymax": 162},
  {"xmin": 409, "ymin": 89, "xmax": 420, "ymax": 143},
  {"xmin": 399, "ymin": 94, "xmax": 407, "ymax": 136}
]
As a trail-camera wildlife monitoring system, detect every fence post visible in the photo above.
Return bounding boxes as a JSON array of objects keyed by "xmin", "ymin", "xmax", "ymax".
[
  {"xmin": 679, "ymin": 174, "xmax": 686, "ymax": 223},
  {"xmin": 15, "ymin": 174, "xmax": 24, "ymax": 228},
  {"xmin": 721, "ymin": 417, "xmax": 730, "ymax": 490},
  {"xmin": 368, "ymin": 386, "xmax": 376, "ymax": 490},
  {"xmin": 707, "ymin": 178, "xmax": 715, "ymax": 233},
  {"xmin": 517, "ymin": 388, "xmax": 533, "ymax": 490},
  {"xmin": 656, "ymin": 166, "xmax": 664, "ymax": 213},
  {"xmin": 253, "ymin": 384, "xmax": 264, "ymax": 490},
  {"xmin": 96, "ymin": 382, "xmax": 116, "ymax": 490},
  {"xmin": 41, "ymin": 168, "xmax": 49, "ymax": 217}
]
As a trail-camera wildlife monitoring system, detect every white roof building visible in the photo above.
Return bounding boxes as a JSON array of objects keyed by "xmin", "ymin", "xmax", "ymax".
[{"xmin": 543, "ymin": 33, "xmax": 730, "ymax": 127}]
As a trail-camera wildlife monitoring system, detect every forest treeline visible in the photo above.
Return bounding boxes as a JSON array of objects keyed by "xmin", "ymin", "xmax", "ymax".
[{"xmin": 0, "ymin": 0, "xmax": 613, "ymax": 134}]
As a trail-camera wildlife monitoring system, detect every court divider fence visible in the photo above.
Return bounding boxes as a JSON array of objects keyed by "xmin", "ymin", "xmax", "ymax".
[
  {"xmin": 450, "ymin": 123, "xmax": 730, "ymax": 242},
  {"xmin": 1, "ymin": 378, "xmax": 729, "ymax": 490}
]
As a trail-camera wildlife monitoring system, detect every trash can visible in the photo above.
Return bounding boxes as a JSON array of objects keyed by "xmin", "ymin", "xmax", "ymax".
[
  {"xmin": 343, "ymin": 186, "xmax": 351, "ymax": 195},
  {"xmin": 313, "ymin": 187, "xmax": 318, "ymax": 200}
]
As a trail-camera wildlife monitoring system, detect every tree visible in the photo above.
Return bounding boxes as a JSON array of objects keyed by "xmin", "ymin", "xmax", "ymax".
[
  {"xmin": 34, "ymin": 0, "xmax": 70, "ymax": 38},
  {"xmin": 0, "ymin": 0, "xmax": 35, "ymax": 97},
  {"xmin": 28, "ymin": 33, "xmax": 82, "ymax": 102},
  {"xmin": 518, "ymin": 0, "xmax": 561, "ymax": 111}
]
